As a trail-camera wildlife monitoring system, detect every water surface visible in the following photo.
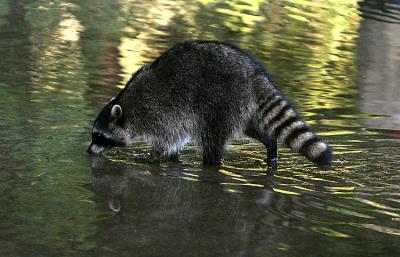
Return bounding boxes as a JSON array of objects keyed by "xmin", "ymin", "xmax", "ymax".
[{"xmin": 1, "ymin": 0, "xmax": 400, "ymax": 256}]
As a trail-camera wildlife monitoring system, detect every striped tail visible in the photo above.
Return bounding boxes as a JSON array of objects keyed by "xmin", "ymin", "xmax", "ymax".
[{"xmin": 258, "ymin": 93, "xmax": 333, "ymax": 167}]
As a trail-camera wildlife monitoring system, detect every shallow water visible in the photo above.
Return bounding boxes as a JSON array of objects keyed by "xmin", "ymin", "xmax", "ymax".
[{"xmin": 1, "ymin": 0, "xmax": 400, "ymax": 256}]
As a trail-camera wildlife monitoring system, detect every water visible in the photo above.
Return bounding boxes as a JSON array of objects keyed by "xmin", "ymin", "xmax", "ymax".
[{"xmin": 0, "ymin": 0, "xmax": 400, "ymax": 256}]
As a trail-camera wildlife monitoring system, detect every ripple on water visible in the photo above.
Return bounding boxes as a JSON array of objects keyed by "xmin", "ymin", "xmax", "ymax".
[{"xmin": 101, "ymin": 128, "xmax": 400, "ymax": 240}]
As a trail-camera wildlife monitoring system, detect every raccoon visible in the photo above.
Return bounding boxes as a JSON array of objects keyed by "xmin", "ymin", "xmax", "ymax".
[{"xmin": 87, "ymin": 41, "xmax": 333, "ymax": 167}]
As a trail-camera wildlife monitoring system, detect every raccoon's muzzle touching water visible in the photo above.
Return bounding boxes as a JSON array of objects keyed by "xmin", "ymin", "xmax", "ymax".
[{"xmin": 88, "ymin": 40, "xmax": 333, "ymax": 167}]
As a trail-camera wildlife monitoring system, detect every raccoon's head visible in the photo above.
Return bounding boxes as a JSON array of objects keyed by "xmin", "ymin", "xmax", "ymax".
[{"xmin": 87, "ymin": 99, "xmax": 133, "ymax": 156}]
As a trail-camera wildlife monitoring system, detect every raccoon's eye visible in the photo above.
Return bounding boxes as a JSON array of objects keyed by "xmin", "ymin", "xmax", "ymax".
[{"xmin": 92, "ymin": 132, "xmax": 110, "ymax": 146}]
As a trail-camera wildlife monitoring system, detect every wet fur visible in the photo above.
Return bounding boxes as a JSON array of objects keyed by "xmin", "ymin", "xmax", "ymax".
[{"xmin": 89, "ymin": 41, "xmax": 333, "ymax": 167}]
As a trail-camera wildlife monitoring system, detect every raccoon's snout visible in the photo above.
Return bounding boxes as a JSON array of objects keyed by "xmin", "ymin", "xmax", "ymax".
[{"xmin": 87, "ymin": 143, "xmax": 108, "ymax": 156}]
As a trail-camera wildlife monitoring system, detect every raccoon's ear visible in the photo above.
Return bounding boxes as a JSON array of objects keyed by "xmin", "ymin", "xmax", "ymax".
[{"xmin": 111, "ymin": 105, "xmax": 122, "ymax": 120}]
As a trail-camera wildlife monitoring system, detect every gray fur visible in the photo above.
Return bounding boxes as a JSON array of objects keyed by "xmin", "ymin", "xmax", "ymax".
[{"xmin": 88, "ymin": 41, "xmax": 333, "ymax": 167}]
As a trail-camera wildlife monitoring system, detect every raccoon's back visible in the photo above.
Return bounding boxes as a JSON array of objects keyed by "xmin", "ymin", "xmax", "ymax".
[
  {"xmin": 150, "ymin": 41, "xmax": 263, "ymax": 86},
  {"xmin": 145, "ymin": 41, "xmax": 264, "ymax": 116}
]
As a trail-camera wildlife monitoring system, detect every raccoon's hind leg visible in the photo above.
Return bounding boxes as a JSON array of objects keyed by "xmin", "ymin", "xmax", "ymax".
[
  {"xmin": 245, "ymin": 121, "xmax": 278, "ymax": 164},
  {"xmin": 199, "ymin": 128, "xmax": 228, "ymax": 166},
  {"xmin": 201, "ymin": 142, "xmax": 225, "ymax": 165}
]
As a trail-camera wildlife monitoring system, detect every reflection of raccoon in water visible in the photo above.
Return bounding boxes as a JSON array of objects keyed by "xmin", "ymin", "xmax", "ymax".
[{"xmin": 88, "ymin": 41, "xmax": 333, "ymax": 167}]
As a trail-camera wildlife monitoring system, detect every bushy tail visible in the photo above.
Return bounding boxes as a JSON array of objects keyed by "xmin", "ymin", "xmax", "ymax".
[{"xmin": 258, "ymin": 93, "xmax": 333, "ymax": 167}]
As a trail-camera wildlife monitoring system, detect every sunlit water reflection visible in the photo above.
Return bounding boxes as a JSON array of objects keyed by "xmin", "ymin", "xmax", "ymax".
[{"xmin": 1, "ymin": 0, "xmax": 400, "ymax": 256}]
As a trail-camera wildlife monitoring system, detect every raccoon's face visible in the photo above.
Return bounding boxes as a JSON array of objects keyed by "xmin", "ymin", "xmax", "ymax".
[{"xmin": 87, "ymin": 100, "xmax": 133, "ymax": 156}]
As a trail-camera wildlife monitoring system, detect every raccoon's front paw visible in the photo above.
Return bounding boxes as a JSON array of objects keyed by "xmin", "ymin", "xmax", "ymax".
[
  {"xmin": 167, "ymin": 152, "xmax": 182, "ymax": 163},
  {"xmin": 149, "ymin": 149, "xmax": 161, "ymax": 163},
  {"xmin": 149, "ymin": 157, "xmax": 161, "ymax": 164}
]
